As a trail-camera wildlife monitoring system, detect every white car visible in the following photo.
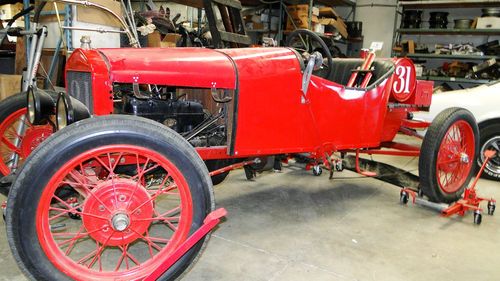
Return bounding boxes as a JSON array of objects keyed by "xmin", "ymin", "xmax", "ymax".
[{"xmin": 415, "ymin": 81, "xmax": 500, "ymax": 181}]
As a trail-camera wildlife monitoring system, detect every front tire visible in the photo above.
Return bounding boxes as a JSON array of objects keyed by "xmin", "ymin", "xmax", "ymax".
[
  {"xmin": 419, "ymin": 108, "xmax": 479, "ymax": 203},
  {"xmin": 478, "ymin": 124, "xmax": 500, "ymax": 181},
  {"xmin": 6, "ymin": 115, "xmax": 214, "ymax": 281}
]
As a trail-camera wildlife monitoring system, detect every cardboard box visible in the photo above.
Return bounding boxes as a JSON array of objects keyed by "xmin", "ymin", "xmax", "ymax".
[
  {"xmin": 313, "ymin": 23, "xmax": 324, "ymax": 34},
  {"xmin": 0, "ymin": 3, "xmax": 23, "ymax": 20},
  {"xmin": 287, "ymin": 15, "xmax": 309, "ymax": 30},
  {"xmin": 476, "ymin": 16, "xmax": 500, "ymax": 29},
  {"xmin": 320, "ymin": 18, "xmax": 348, "ymax": 38},
  {"xmin": 0, "ymin": 75, "xmax": 22, "ymax": 101},
  {"xmin": 286, "ymin": 4, "xmax": 319, "ymax": 30},
  {"xmin": 312, "ymin": 7, "xmax": 320, "ymax": 17},
  {"xmin": 148, "ymin": 32, "xmax": 181, "ymax": 48},
  {"xmin": 287, "ymin": 4, "xmax": 309, "ymax": 16},
  {"xmin": 37, "ymin": 0, "xmax": 121, "ymax": 28},
  {"xmin": 319, "ymin": 7, "xmax": 340, "ymax": 18}
]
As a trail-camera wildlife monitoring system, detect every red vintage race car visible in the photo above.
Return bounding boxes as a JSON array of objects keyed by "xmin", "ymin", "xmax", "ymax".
[{"xmin": 1, "ymin": 30, "xmax": 478, "ymax": 280}]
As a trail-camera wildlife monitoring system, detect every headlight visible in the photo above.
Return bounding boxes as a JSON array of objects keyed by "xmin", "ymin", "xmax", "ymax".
[
  {"xmin": 56, "ymin": 92, "xmax": 69, "ymax": 130},
  {"xmin": 26, "ymin": 86, "xmax": 56, "ymax": 125},
  {"xmin": 27, "ymin": 86, "xmax": 36, "ymax": 124},
  {"xmin": 56, "ymin": 92, "xmax": 91, "ymax": 130}
]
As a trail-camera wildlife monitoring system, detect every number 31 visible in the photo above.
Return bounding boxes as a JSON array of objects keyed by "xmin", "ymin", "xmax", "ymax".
[{"xmin": 393, "ymin": 66, "xmax": 412, "ymax": 94}]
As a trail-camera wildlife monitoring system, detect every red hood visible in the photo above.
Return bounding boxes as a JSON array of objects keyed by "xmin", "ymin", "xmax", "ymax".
[{"xmin": 66, "ymin": 47, "xmax": 301, "ymax": 90}]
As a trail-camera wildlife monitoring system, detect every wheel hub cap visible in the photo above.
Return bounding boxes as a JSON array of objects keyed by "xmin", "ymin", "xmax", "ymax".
[
  {"xmin": 111, "ymin": 213, "xmax": 130, "ymax": 232},
  {"xmin": 460, "ymin": 152, "xmax": 469, "ymax": 164},
  {"xmin": 20, "ymin": 125, "xmax": 52, "ymax": 157},
  {"xmin": 82, "ymin": 178, "xmax": 154, "ymax": 246}
]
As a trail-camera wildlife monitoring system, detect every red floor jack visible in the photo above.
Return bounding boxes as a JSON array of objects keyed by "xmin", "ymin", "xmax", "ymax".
[
  {"xmin": 143, "ymin": 208, "xmax": 227, "ymax": 280},
  {"xmin": 400, "ymin": 150, "xmax": 497, "ymax": 225}
]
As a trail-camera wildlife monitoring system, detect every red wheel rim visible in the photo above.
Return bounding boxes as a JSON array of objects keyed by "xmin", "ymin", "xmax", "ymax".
[
  {"xmin": 0, "ymin": 108, "xmax": 52, "ymax": 175},
  {"xmin": 36, "ymin": 145, "xmax": 194, "ymax": 280},
  {"xmin": 436, "ymin": 120, "xmax": 475, "ymax": 193}
]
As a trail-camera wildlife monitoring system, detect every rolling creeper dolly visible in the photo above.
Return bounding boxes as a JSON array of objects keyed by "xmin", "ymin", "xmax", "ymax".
[{"xmin": 399, "ymin": 150, "xmax": 497, "ymax": 225}]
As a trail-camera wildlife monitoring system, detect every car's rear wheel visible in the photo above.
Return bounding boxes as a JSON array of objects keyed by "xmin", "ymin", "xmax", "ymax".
[
  {"xmin": 6, "ymin": 115, "xmax": 214, "ymax": 281},
  {"xmin": 419, "ymin": 108, "xmax": 479, "ymax": 203},
  {"xmin": 478, "ymin": 124, "xmax": 500, "ymax": 181},
  {"xmin": 0, "ymin": 93, "xmax": 53, "ymax": 176}
]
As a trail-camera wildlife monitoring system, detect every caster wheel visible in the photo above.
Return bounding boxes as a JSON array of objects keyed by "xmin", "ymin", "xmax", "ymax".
[
  {"xmin": 312, "ymin": 165, "xmax": 322, "ymax": 176},
  {"xmin": 244, "ymin": 165, "xmax": 256, "ymax": 180},
  {"xmin": 400, "ymin": 190, "xmax": 409, "ymax": 205},
  {"xmin": 335, "ymin": 160, "xmax": 344, "ymax": 172},
  {"xmin": 473, "ymin": 211, "xmax": 482, "ymax": 225},
  {"xmin": 487, "ymin": 201, "xmax": 495, "ymax": 216},
  {"xmin": 417, "ymin": 188, "xmax": 424, "ymax": 197}
]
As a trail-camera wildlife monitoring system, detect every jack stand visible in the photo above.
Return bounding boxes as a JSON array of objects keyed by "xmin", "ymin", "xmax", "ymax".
[
  {"xmin": 143, "ymin": 208, "xmax": 227, "ymax": 281},
  {"xmin": 355, "ymin": 149, "xmax": 377, "ymax": 177},
  {"xmin": 400, "ymin": 150, "xmax": 497, "ymax": 225}
]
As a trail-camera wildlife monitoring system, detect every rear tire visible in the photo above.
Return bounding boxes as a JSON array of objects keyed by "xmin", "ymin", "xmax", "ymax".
[
  {"xmin": 205, "ymin": 159, "xmax": 231, "ymax": 185},
  {"xmin": 6, "ymin": 115, "xmax": 214, "ymax": 281},
  {"xmin": 478, "ymin": 124, "xmax": 500, "ymax": 181},
  {"xmin": 419, "ymin": 108, "xmax": 479, "ymax": 203}
]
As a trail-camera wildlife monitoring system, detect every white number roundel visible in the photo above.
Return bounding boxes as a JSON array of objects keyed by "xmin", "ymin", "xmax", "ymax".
[{"xmin": 393, "ymin": 65, "xmax": 412, "ymax": 94}]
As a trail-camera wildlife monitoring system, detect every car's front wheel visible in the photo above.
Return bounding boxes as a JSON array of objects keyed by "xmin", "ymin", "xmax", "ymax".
[
  {"xmin": 6, "ymin": 115, "xmax": 214, "ymax": 281},
  {"xmin": 479, "ymin": 124, "xmax": 500, "ymax": 181}
]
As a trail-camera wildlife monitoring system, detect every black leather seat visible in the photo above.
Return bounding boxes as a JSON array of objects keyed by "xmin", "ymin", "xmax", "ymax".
[{"xmin": 327, "ymin": 58, "xmax": 395, "ymax": 88}]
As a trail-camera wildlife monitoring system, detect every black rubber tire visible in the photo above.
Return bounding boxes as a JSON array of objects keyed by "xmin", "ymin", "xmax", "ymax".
[
  {"xmin": 478, "ymin": 124, "xmax": 500, "ymax": 181},
  {"xmin": 312, "ymin": 166, "xmax": 322, "ymax": 176},
  {"xmin": 205, "ymin": 159, "xmax": 231, "ymax": 185},
  {"xmin": 6, "ymin": 115, "xmax": 214, "ymax": 281},
  {"xmin": 419, "ymin": 107, "xmax": 479, "ymax": 203},
  {"xmin": 0, "ymin": 93, "xmax": 26, "ymax": 176},
  {"xmin": 474, "ymin": 212, "xmax": 482, "ymax": 225},
  {"xmin": 400, "ymin": 190, "xmax": 409, "ymax": 205}
]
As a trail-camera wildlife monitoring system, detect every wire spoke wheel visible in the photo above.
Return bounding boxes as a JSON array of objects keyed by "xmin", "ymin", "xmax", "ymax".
[
  {"xmin": 436, "ymin": 120, "xmax": 475, "ymax": 193},
  {"xmin": 38, "ymin": 145, "xmax": 193, "ymax": 278},
  {"xmin": 6, "ymin": 116, "xmax": 214, "ymax": 281},
  {"xmin": 419, "ymin": 107, "xmax": 479, "ymax": 203}
]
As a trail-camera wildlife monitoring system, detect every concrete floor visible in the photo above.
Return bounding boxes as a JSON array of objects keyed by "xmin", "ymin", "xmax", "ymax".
[{"xmin": 0, "ymin": 153, "xmax": 499, "ymax": 281}]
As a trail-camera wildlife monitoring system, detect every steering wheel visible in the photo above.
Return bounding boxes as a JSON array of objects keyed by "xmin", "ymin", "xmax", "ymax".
[{"xmin": 286, "ymin": 29, "xmax": 334, "ymax": 79}]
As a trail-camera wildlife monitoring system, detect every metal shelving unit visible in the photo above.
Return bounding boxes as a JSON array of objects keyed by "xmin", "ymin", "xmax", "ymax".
[
  {"xmin": 417, "ymin": 75, "xmax": 493, "ymax": 84},
  {"xmin": 277, "ymin": 0, "xmax": 356, "ymax": 46},
  {"xmin": 395, "ymin": 53, "xmax": 498, "ymax": 60},
  {"xmin": 392, "ymin": 0, "xmax": 500, "ymax": 87},
  {"xmin": 397, "ymin": 28, "xmax": 500, "ymax": 35},
  {"xmin": 399, "ymin": 0, "xmax": 500, "ymax": 9}
]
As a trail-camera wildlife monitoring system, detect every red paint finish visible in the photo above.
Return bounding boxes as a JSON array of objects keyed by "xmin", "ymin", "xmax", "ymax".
[
  {"xmin": 144, "ymin": 208, "xmax": 227, "ymax": 281},
  {"xmin": 407, "ymin": 80, "xmax": 433, "ymax": 107},
  {"xmin": 99, "ymin": 48, "xmax": 236, "ymax": 89},
  {"xmin": 390, "ymin": 58, "xmax": 416, "ymax": 103},
  {"xmin": 65, "ymin": 47, "xmax": 433, "ymax": 160},
  {"xmin": 65, "ymin": 49, "xmax": 114, "ymax": 115},
  {"xmin": 436, "ymin": 120, "xmax": 475, "ymax": 194},
  {"xmin": 0, "ymin": 108, "xmax": 52, "ymax": 175}
]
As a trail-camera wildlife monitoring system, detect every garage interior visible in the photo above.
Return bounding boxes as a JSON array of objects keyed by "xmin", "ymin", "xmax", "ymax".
[{"xmin": 0, "ymin": 0, "xmax": 499, "ymax": 280}]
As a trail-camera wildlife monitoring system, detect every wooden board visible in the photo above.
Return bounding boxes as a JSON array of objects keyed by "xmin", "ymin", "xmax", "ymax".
[{"xmin": 0, "ymin": 74, "xmax": 22, "ymax": 100}]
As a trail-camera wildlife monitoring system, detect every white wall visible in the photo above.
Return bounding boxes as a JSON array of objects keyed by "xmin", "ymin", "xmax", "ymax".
[{"xmin": 355, "ymin": 0, "xmax": 397, "ymax": 57}]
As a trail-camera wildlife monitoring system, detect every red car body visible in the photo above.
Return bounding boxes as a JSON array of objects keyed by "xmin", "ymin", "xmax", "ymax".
[{"xmin": 65, "ymin": 47, "xmax": 433, "ymax": 160}]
